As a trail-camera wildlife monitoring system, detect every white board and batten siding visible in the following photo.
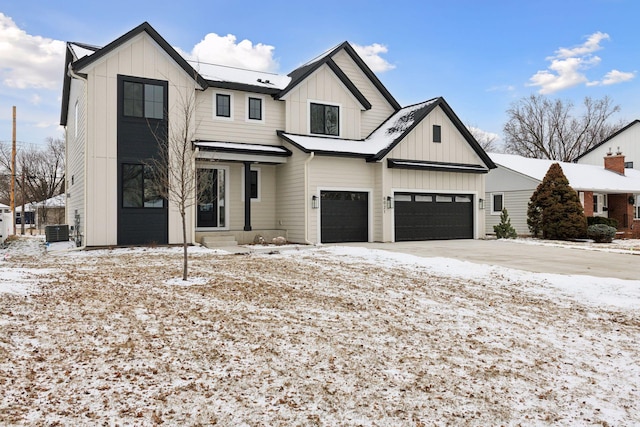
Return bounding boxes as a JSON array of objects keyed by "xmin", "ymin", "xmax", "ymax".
[
  {"xmin": 65, "ymin": 77, "xmax": 87, "ymax": 240},
  {"xmin": 383, "ymin": 106, "xmax": 487, "ymax": 238},
  {"xmin": 77, "ymin": 31, "xmax": 199, "ymax": 245},
  {"xmin": 331, "ymin": 50, "xmax": 396, "ymax": 138},
  {"xmin": 283, "ymin": 64, "xmax": 362, "ymax": 139},
  {"xmin": 307, "ymin": 156, "xmax": 376, "ymax": 243}
]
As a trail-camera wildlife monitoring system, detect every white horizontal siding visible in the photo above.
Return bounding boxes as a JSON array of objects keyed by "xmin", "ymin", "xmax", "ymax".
[{"xmin": 485, "ymin": 190, "xmax": 533, "ymax": 236}]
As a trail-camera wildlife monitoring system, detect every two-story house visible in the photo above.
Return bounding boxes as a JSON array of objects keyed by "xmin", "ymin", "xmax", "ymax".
[{"xmin": 60, "ymin": 22, "xmax": 495, "ymax": 247}]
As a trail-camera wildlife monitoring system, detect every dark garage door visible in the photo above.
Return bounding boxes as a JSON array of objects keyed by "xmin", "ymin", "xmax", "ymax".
[
  {"xmin": 321, "ymin": 191, "xmax": 368, "ymax": 243},
  {"xmin": 394, "ymin": 193, "xmax": 473, "ymax": 241}
]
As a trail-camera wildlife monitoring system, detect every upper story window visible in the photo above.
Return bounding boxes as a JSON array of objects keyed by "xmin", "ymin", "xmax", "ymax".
[
  {"xmin": 248, "ymin": 97, "xmax": 263, "ymax": 121},
  {"xmin": 123, "ymin": 81, "xmax": 164, "ymax": 119},
  {"xmin": 625, "ymin": 161, "xmax": 634, "ymax": 168},
  {"xmin": 433, "ymin": 125, "xmax": 442, "ymax": 143},
  {"xmin": 216, "ymin": 93, "xmax": 232, "ymax": 118},
  {"xmin": 310, "ymin": 102, "xmax": 339, "ymax": 136}
]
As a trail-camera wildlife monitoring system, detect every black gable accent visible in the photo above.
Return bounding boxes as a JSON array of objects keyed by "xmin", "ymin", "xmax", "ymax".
[
  {"xmin": 326, "ymin": 59, "xmax": 371, "ymax": 110},
  {"xmin": 205, "ymin": 80, "xmax": 282, "ymax": 95},
  {"xmin": 71, "ymin": 22, "xmax": 207, "ymax": 89},
  {"xmin": 277, "ymin": 41, "xmax": 400, "ymax": 111},
  {"xmin": 369, "ymin": 97, "xmax": 497, "ymax": 170}
]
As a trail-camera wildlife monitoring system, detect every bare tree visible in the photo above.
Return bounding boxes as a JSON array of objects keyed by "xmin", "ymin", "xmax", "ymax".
[
  {"xmin": 148, "ymin": 86, "xmax": 203, "ymax": 281},
  {"xmin": 503, "ymin": 94, "xmax": 623, "ymax": 161},
  {"xmin": 0, "ymin": 138, "xmax": 65, "ymax": 214},
  {"xmin": 467, "ymin": 125, "xmax": 500, "ymax": 152}
]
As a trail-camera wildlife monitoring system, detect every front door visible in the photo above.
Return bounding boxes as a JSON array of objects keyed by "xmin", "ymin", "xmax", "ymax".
[{"xmin": 197, "ymin": 168, "xmax": 226, "ymax": 228}]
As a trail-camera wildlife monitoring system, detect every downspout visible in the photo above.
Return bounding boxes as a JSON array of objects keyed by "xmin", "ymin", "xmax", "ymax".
[
  {"xmin": 304, "ymin": 151, "xmax": 315, "ymax": 245},
  {"xmin": 67, "ymin": 63, "xmax": 88, "ymax": 249}
]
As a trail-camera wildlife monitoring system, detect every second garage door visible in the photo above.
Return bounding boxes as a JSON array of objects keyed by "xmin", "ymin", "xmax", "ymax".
[
  {"xmin": 320, "ymin": 191, "xmax": 368, "ymax": 243},
  {"xmin": 394, "ymin": 193, "xmax": 474, "ymax": 241}
]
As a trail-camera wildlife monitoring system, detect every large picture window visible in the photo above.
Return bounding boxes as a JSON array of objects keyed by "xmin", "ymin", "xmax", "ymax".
[
  {"xmin": 310, "ymin": 102, "xmax": 339, "ymax": 136},
  {"xmin": 122, "ymin": 164, "xmax": 163, "ymax": 208},
  {"xmin": 123, "ymin": 81, "xmax": 164, "ymax": 119}
]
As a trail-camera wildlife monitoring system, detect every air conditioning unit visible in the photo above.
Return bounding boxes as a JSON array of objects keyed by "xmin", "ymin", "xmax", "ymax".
[{"xmin": 45, "ymin": 225, "xmax": 69, "ymax": 243}]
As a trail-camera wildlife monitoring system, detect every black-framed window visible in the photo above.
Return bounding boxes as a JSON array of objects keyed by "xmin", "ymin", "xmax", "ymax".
[
  {"xmin": 250, "ymin": 170, "xmax": 258, "ymax": 199},
  {"xmin": 248, "ymin": 97, "xmax": 262, "ymax": 120},
  {"xmin": 492, "ymin": 193, "xmax": 503, "ymax": 213},
  {"xmin": 433, "ymin": 125, "xmax": 442, "ymax": 143},
  {"xmin": 123, "ymin": 81, "xmax": 164, "ymax": 119},
  {"xmin": 310, "ymin": 103, "xmax": 339, "ymax": 136},
  {"xmin": 122, "ymin": 163, "xmax": 163, "ymax": 208},
  {"xmin": 216, "ymin": 94, "xmax": 231, "ymax": 117},
  {"xmin": 625, "ymin": 161, "xmax": 634, "ymax": 168}
]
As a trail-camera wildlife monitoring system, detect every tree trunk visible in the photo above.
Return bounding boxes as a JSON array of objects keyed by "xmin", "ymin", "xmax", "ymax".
[{"xmin": 181, "ymin": 211, "xmax": 188, "ymax": 281}]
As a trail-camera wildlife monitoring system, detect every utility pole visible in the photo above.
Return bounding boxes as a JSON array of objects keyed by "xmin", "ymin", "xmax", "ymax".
[
  {"xmin": 11, "ymin": 106, "xmax": 16, "ymax": 235},
  {"xmin": 20, "ymin": 168, "xmax": 25, "ymax": 235}
]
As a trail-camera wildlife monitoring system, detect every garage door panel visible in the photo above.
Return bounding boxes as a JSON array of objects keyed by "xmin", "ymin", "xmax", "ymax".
[
  {"xmin": 321, "ymin": 191, "xmax": 368, "ymax": 243},
  {"xmin": 395, "ymin": 193, "xmax": 473, "ymax": 241}
]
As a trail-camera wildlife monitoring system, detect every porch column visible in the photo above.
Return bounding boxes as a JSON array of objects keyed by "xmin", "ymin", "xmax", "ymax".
[{"xmin": 244, "ymin": 161, "xmax": 252, "ymax": 231}]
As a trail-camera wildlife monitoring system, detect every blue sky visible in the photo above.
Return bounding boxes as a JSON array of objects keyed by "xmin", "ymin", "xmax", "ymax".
[{"xmin": 0, "ymin": 0, "xmax": 638, "ymax": 149}]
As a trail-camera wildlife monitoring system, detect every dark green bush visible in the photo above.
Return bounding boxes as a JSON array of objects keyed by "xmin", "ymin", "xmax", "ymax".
[
  {"xmin": 587, "ymin": 216, "xmax": 618, "ymax": 228},
  {"xmin": 586, "ymin": 224, "xmax": 617, "ymax": 243}
]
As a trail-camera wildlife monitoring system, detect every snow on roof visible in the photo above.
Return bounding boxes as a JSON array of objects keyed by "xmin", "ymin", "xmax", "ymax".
[
  {"xmin": 189, "ymin": 61, "xmax": 291, "ymax": 89},
  {"xmin": 490, "ymin": 152, "xmax": 640, "ymax": 193},
  {"xmin": 194, "ymin": 141, "xmax": 289, "ymax": 154},
  {"xmin": 281, "ymin": 100, "xmax": 437, "ymax": 155}
]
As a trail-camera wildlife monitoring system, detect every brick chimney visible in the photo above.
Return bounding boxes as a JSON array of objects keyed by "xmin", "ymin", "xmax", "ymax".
[{"xmin": 604, "ymin": 147, "xmax": 625, "ymax": 175}]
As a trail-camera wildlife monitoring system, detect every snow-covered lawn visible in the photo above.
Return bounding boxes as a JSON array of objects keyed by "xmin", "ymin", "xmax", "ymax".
[{"xmin": 1, "ymin": 237, "xmax": 638, "ymax": 426}]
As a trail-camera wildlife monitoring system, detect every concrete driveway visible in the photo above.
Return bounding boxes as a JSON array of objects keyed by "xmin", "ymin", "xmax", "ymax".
[{"xmin": 336, "ymin": 240, "xmax": 639, "ymax": 280}]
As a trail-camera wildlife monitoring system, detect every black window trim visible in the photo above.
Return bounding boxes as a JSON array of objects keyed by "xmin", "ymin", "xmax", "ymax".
[
  {"xmin": 119, "ymin": 75, "xmax": 167, "ymax": 121},
  {"xmin": 247, "ymin": 96, "xmax": 263, "ymax": 121},
  {"xmin": 433, "ymin": 124, "xmax": 442, "ymax": 143},
  {"xmin": 310, "ymin": 101, "xmax": 340, "ymax": 136},
  {"xmin": 491, "ymin": 192, "xmax": 503, "ymax": 214},
  {"xmin": 215, "ymin": 92, "xmax": 233, "ymax": 119},
  {"xmin": 121, "ymin": 162, "xmax": 165, "ymax": 209}
]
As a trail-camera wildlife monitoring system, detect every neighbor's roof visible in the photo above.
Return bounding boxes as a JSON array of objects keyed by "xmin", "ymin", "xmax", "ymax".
[
  {"xmin": 490, "ymin": 152, "xmax": 640, "ymax": 193},
  {"xmin": 574, "ymin": 119, "xmax": 640, "ymax": 161}
]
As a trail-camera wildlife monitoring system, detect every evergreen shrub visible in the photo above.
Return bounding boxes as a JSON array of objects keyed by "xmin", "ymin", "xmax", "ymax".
[
  {"xmin": 587, "ymin": 216, "xmax": 618, "ymax": 228},
  {"xmin": 586, "ymin": 224, "xmax": 617, "ymax": 243},
  {"xmin": 493, "ymin": 209, "xmax": 518, "ymax": 239}
]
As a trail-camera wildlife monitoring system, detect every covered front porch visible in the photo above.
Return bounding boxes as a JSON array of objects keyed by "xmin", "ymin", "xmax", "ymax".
[{"xmin": 193, "ymin": 141, "xmax": 291, "ymax": 246}]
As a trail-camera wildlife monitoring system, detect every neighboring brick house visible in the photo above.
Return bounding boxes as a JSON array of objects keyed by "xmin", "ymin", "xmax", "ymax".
[
  {"xmin": 60, "ymin": 22, "xmax": 495, "ymax": 247},
  {"xmin": 486, "ymin": 152, "xmax": 640, "ymax": 238}
]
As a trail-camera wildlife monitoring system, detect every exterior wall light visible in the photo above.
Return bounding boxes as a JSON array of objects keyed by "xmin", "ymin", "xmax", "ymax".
[
  {"xmin": 479, "ymin": 198, "xmax": 484, "ymax": 210},
  {"xmin": 386, "ymin": 196, "xmax": 394, "ymax": 210},
  {"xmin": 311, "ymin": 195, "xmax": 319, "ymax": 209}
]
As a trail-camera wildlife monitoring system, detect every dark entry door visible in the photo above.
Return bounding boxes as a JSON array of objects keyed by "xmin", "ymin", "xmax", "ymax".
[
  {"xmin": 394, "ymin": 193, "xmax": 473, "ymax": 241},
  {"xmin": 320, "ymin": 191, "xmax": 368, "ymax": 243}
]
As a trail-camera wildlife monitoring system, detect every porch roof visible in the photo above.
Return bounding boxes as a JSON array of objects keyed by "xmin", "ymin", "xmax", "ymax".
[
  {"xmin": 194, "ymin": 140, "xmax": 291, "ymax": 164},
  {"xmin": 490, "ymin": 152, "xmax": 640, "ymax": 193}
]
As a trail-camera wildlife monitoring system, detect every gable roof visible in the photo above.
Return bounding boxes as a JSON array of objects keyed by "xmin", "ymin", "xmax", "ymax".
[
  {"xmin": 490, "ymin": 152, "xmax": 640, "ymax": 193},
  {"xmin": 60, "ymin": 22, "xmax": 208, "ymax": 126},
  {"xmin": 574, "ymin": 120, "xmax": 640, "ymax": 161},
  {"xmin": 277, "ymin": 41, "xmax": 400, "ymax": 111},
  {"xmin": 278, "ymin": 97, "xmax": 496, "ymax": 169}
]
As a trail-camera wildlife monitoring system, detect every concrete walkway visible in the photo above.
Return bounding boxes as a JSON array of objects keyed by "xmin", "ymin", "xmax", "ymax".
[{"xmin": 335, "ymin": 240, "xmax": 639, "ymax": 280}]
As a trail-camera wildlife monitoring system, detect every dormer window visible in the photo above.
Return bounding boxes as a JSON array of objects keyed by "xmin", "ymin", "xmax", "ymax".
[{"xmin": 310, "ymin": 102, "xmax": 339, "ymax": 136}]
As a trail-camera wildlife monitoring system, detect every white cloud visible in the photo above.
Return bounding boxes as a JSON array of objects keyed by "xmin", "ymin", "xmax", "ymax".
[
  {"xmin": 177, "ymin": 33, "xmax": 279, "ymax": 72},
  {"xmin": 352, "ymin": 43, "xmax": 396, "ymax": 73},
  {"xmin": 0, "ymin": 13, "xmax": 65, "ymax": 90},
  {"xmin": 527, "ymin": 32, "xmax": 634, "ymax": 94},
  {"xmin": 601, "ymin": 69, "xmax": 636, "ymax": 85},
  {"xmin": 553, "ymin": 31, "xmax": 609, "ymax": 59}
]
